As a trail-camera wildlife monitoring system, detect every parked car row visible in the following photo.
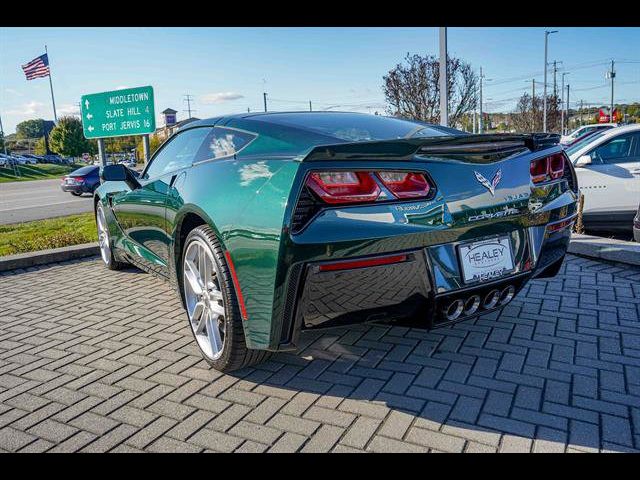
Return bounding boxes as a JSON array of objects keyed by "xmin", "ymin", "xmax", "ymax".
[
  {"xmin": 562, "ymin": 124, "xmax": 640, "ymax": 236},
  {"xmin": 0, "ymin": 152, "xmax": 75, "ymax": 166},
  {"xmin": 0, "ymin": 153, "xmax": 37, "ymax": 166}
]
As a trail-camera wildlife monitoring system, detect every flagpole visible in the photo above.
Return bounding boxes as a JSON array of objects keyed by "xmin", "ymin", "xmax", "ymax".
[{"xmin": 45, "ymin": 45, "xmax": 57, "ymax": 122}]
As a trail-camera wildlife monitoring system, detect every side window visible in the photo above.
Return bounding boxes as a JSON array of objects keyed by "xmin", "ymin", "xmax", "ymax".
[
  {"xmin": 193, "ymin": 127, "xmax": 257, "ymax": 162},
  {"xmin": 591, "ymin": 133, "xmax": 638, "ymax": 165},
  {"xmin": 143, "ymin": 127, "xmax": 212, "ymax": 179}
]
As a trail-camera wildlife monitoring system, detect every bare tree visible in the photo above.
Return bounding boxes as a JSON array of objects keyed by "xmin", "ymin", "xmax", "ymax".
[
  {"xmin": 510, "ymin": 93, "xmax": 562, "ymax": 133},
  {"xmin": 383, "ymin": 53, "xmax": 478, "ymax": 127}
]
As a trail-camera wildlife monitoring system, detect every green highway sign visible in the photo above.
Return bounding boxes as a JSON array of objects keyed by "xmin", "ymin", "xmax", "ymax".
[{"xmin": 81, "ymin": 86, "xmax": 155, "ymax": 139}]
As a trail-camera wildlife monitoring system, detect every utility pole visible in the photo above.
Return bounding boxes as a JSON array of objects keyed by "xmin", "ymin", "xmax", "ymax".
[
  {"xmin": 309, "ymin": 100, "xmax": 312, "ymax": 112},
  {"xmin": 561, "ymin": 72, "xmax": 570, "ymax": 134},
  {"xmin": 608, "ymin": 60, "xmax": 616, "ymax": 123},
  {"xmin": 579, "ymin": 99, "xmax": 584, "ymax": 126},
  {"xmin": 263, "ymin": 92, "xmax": 268, "ymax": 112},
  {"xmin": 183, "ymin": 94, "xmax": 195, "ymax": 119},
  {"xmin": 479, "ymin": 67, "xmax": 484, "ymax": 134},
  {"xmin": 439, "ymin": 27, "xmax": 448, "ymax": 127},
  {"xmin": 566, "ymin": 84, "xmax": 570, "ymax": 132},
  {"xmin": 552, "ymin": 61, "xmax": 557, "ymax": 98},
  {"xmin": 543, "ymin": 30, "xmax": 558, "ymax": 133}
]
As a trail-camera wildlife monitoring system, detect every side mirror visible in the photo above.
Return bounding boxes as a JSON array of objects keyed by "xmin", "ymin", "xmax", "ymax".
[
  {"xmin": 575, "ymin": 154, "xmax": 592, "ymax": 167},
  {"xmin": 100, "ymin": 164, "xmax": 141, "ymax": 190}
]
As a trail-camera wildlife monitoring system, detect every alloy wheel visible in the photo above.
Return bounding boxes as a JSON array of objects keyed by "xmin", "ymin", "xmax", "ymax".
[
  {"xmin": 96, "ymin": 206, "xmax": 110, "ymax": 265},
  {"xmin": 183, "ymin": 239, "xmax": 226, "ymax": 360}
]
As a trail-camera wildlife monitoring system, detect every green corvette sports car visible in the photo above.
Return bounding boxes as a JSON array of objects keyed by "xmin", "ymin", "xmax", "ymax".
[{"xmin": 95, "ymin": 112, "xmax": 578, "ymax": 372}]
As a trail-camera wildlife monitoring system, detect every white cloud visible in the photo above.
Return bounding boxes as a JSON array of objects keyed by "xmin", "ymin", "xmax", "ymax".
[
  {"xmin": 57, "ymin": 103, "xmax": 80, "ymax": 117},
  {"xmin": 201, "ymin": 92, "xmax": 244, "ymax": 104},
  {"xmin": 6, "ymin": 100, "xmax": 46, "ymax": 115}
]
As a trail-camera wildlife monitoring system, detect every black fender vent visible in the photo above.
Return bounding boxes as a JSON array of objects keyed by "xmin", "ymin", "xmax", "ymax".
[{"xmin": 291, "ymin": 186, "xmax": 322, "ymax": 234}]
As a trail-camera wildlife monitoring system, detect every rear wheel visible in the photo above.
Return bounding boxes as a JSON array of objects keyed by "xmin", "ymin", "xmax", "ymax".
[
  {"xmin": 71, "ymin": 191, "xmax": 82, "ymax": 196},
  {"xmin": 96, "ymin": 203, "xmax": 127, "ymax": 270},
  {"xmin": 182, "ymin": 225, "xmax": 270, "ymax": 372}
]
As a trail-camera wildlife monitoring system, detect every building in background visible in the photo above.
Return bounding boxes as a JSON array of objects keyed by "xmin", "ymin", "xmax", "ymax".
[{"xmin": 155, "ymin": 108, "xmax": 199, "ymax": 141}]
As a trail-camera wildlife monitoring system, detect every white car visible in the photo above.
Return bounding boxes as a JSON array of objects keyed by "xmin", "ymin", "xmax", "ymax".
[
  {"xmin": 567, "ymin": 124, "xmax": 640, "ymax": 229},
  {"xmin": 560, "ymin": 123, "xmax": 617, "ymax": 145}
]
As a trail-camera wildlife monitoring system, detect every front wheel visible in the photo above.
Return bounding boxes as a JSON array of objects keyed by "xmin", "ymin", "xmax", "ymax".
[
  {"xmin": 71, "ymin": 191, "xmax": 82, "ymax": 196},
  {"xmin": 181, "ymin": 225, "xmax": 270, "ymax": 372}
]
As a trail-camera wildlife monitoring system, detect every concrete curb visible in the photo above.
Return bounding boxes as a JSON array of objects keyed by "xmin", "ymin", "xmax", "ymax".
[
  {"xmin": 0, "ymin": 242, "xmax": 99, "ymax": 272},
  {"xmin": 568, "ymin": 233, "xmax": 640, "ymax": 267}
]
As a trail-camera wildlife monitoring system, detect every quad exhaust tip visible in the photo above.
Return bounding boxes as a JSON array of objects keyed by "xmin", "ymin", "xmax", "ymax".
[
  {"xmin": 483, "ymin": 290, "xmax": 501, "ymax": 309},
  {"xmin": 442, "ymin": 285, "xmax": 516, "ymax": 323},
  {"xmin": 443, "ymin": 299, "xmax": 464, "ymax": 322}
]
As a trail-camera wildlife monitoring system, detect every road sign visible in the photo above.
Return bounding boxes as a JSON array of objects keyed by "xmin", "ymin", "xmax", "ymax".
[{"xmin": 81, "ymin": 86, "xmax": 155, "ymax": 139}]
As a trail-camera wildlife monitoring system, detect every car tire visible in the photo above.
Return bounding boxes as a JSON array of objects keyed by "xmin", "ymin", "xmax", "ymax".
[
  {"xmin": 96, "ymin": 203, "xmax": 128, "ymax": 271},
  {"xmin": 71, "ymin": 192, "xmax": 82, "ymax": 196},
  {"xmin": 181, "ymin": 225, "xmax": 271, "ymax": 372}
]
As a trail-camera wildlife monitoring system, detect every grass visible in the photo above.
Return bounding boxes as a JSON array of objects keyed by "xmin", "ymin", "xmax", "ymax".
[
  {"xmin": 0, "ymin": 213, "xmax": 97, "ymax": 256},
  {"xmin": 0, "ymin": 163, "xmax": 80, "ymax": 183}
]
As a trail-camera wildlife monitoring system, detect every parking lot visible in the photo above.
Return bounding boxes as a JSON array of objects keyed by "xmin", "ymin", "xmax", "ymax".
[
  {"xmin": 0, "ymin": 253, "xmax": 638, "ymax": 453},
  {"xmin": 0, "ymin": 178, "xmax": 93, "ymax": 225}
]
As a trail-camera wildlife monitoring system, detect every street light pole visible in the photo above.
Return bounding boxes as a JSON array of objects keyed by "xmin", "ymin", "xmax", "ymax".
[
  {"xmin": 439, "ymin": 27, "xmax": 448, "ymax": 127},
  {"xmin": 543, "ymin": 30, "xmax": 558, "ymax": 133}
]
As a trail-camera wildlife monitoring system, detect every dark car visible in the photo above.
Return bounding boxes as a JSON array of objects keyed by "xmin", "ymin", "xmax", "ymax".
[
  {"xmin": 61, "ymin": 166, "xmax": 100, "ymax": 196},
  {"xmin": 634, "ymin": 204, "xmax": 640, "ymax": 242},
  {"xmin": 95, "ymin": 111, "xmax": 578, "ymax": 372}
]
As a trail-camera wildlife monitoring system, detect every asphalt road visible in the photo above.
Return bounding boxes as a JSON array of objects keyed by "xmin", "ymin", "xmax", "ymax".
[{"xmin": 0, "ymin": 178, "xmax": 94, "ymax": 225}]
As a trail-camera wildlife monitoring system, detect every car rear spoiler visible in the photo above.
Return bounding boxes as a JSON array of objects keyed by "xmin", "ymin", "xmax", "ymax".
[{"xmin": 302, "ymin": 132, "xmax": 561, "ymax": 162}]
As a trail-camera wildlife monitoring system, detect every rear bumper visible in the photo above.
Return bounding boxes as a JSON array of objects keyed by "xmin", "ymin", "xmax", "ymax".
[
  {"xmin": 61, "ymin": 183, "xmax": 93, "ymax": 193},
  {"xmin": 275, "ymin": 219, "xmax": 573, "ymax": 350}
]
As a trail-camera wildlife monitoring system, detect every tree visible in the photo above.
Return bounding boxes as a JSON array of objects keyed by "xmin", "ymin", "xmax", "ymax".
[
  {"xmin": 48, "ymin": 116, "xmax": 96, "ymax": 157},
  {"xmin": 16, "ymin": 119, "xmax": 55, "ymax": 140},
  {"xmin": 136, "ymin": 135, "xmax": 162, "ymax": 162},
  {"xmin": 34, "ymin": 137, "xmax": 47, "ymax": 155},
  {"xmin": 382, "ymin": 53, "xmax": 478, "ymax": 127},
  {"xmin": 510, "ymin": 93, "xmax": 562, "ymax": 133}
]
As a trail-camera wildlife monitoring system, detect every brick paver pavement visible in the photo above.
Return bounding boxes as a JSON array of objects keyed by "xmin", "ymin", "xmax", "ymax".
[{"xmin": 0, "ymin": 254, "xmax": 639, "ymax": 453}]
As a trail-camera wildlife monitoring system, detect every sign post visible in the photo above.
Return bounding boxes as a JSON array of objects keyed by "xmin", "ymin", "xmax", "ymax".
[
  {"xmin": 142, "ymin": 134, "xmax": 150, "ymax": 164},
  {"xmin": 81, "ymin": 86, "xmax": 156, "ymax": 167}
]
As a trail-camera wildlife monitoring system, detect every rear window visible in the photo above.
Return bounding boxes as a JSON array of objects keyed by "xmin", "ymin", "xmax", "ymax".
[
  {"xmin": 70, "ymin": 166, "xmax": 98, "ymax": 176},
  {"xmin": 256, "ymin": 113, "xmax": 452, "ymax": 142}
]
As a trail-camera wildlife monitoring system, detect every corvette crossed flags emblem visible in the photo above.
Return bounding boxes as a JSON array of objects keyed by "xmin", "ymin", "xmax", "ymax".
[{"xmin": 474, "ymin": 168, "xmax": 502, "ymax": 196}]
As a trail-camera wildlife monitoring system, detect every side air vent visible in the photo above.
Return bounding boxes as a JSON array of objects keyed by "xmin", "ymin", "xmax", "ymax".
[{"xmin": 291, "ymin": 186, "xmax": 322, "ymax": 233}]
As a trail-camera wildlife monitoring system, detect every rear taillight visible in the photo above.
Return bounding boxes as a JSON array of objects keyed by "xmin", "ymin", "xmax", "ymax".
[
  {"xmin": 376, "ymin": 172, "xmax": 432, "ymax": 199},
  {"xmin": 305, "ymin": 170, "xmax": 434, "ymax": 205},
  {"xmin": 306, "ymin": 171, "xmax": 380, "ymax": 204},
  {"xmin": 530, "ymin": 153, "xmax": 567, "ymax": 184}
]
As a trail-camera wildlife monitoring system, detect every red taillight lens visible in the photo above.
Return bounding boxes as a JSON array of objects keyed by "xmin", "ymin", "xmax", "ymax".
[
  {"xmin": 530, "ymin": 153, "xmax": 567, "ymax": 184},
  {"xmin": 376, "ymin": 172, "xmax": 432, "ymax": 199},
  {"xmin": 306, "ymin": 171, "xmax": 380, "ymax": 204},
  {"xmin": 530, "ymin": 158, "xmax": 548, "ymax": 183},
  {"xmin": 548, "ymin": 153, "xmax": 565, "ymax": 180}
]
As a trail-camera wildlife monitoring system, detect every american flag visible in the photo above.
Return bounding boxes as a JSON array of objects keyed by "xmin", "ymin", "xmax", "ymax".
[{"xmin": 21, "ymin": 53, "xmax": 50, "ymax": 80}]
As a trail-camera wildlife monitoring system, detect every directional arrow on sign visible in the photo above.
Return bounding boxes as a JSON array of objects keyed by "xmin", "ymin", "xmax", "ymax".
[
  {"xmin": 86, "ymin": 113, "xmax": 93, "ymax": 120},
  {"xmin": 88, "ymin": 125, "xmax": 94, "ymax": 132},
  {"xmin": 84, "ymin": 99, "xmax": 90, "ymax": 109}
]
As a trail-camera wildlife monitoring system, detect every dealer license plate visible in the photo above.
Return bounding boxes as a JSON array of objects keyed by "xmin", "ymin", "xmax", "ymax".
[{"xmin": 459, "ymin": 236, "xmax": 514, "ymax": 284}]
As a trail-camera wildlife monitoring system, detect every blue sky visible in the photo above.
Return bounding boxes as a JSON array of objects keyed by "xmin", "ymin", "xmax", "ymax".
[{"xmin": 1, "ymin": 27, "xmax": 639, "ymax": 133}]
